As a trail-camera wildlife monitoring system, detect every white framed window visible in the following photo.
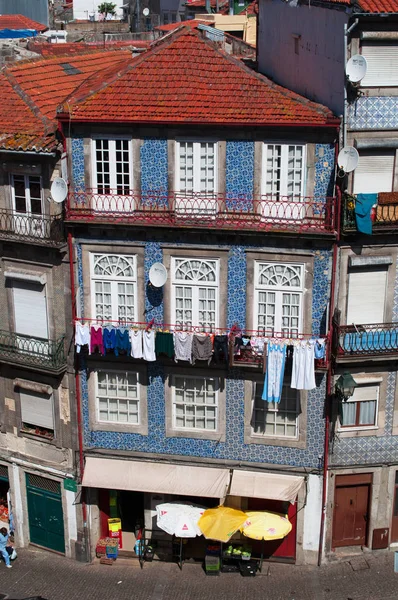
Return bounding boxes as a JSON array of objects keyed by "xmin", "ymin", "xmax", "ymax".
[
  {"xmin": 339, "ymin": 383, "xmax": 379, "ymax": 430},
  {"xmin": 171, "ymin": 258, "xmax": 219, "ymax": 331},
  {"xmin": 11, "ymin": 174, "xmax": 43, "ymax": 215},
  {"xmin": 90, "ymin": 254, "xmax": 137, "ymax": 323},
  {"xmin": 176, "ymin": 141, "xmax": 217, "ymax": 194},
  {"xmin": 361, "ymin": 43, "xmax": 398, "ymax": 87},
  {"xmin": 254, "ymin": 262, "xmax": 304, "ymax": 336},
  {"xmin": 96, "ymin": 371, "xmax": 140, "ymax": 424},
  {"xmin": 92, "ymin": 137, "xmax": 132, "ymax": 194},
  {"xmin": 252, "ymin": 381, "xmax": 299, "ymax": 438},
  {"xmin": 172, "ymin": 375, "xmax": 219, "ymax": 431},
  {"xmin": 262, "ymin": 144, "xmax": 305, "ymax": 198}
]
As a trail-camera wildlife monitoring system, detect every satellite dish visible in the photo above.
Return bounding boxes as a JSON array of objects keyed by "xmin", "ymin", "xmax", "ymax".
[
  {"xmin": 338, "ymin": 146, "xmax": 359, "ymax": 173},
  {"xmin": 50, "ymin": 177, "xmax": 68, "ymax": 203},
  {"xmin": 149, "ymin": 263, "xmax": 167, "ymax": 287},
  {"xmin": 346, "ymin": 55, "xmax": 367, "ymax": 83},
  {"xmin": 143, "ymin": 7, "xmax": 150, "ymax": 16}
]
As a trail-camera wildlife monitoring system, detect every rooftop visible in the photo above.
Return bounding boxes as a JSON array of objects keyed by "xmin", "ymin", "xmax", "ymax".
[
  {"xmin": 356, "ymin": 0, "xmax": 398, "ymax": 12},
  {"xmin": 28, "ymin": 40, "xmax": 150, "ymax": 56},
  {"xmin": 59, "ymin": 28, "xmax": 337, "ymax": 126},
  {"xmin": 0, "ymin": 14, "xmax": 48, "ymax": 33}
]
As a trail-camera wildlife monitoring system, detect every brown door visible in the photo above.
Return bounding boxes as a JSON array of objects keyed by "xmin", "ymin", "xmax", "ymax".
[
  {"xmin": 391, "ymin": 472, "xmax": 398, "ymax": 542},
  {"xmin": 333, "ymin": 484, "xmax": 370, "ymax": 547}
]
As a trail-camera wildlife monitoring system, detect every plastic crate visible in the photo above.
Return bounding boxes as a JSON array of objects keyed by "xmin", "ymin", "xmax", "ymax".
[{"xmin": 106, "ymin": 545, "xmax": 118, "ymax": 559}]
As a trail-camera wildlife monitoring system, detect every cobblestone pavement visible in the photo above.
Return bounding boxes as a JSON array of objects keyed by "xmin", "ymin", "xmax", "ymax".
[{"xmin": 0, "ymin": 548, "xmax": 397, "ymax": 600}]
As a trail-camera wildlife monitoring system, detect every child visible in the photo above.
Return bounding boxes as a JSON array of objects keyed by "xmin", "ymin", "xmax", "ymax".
[{"xmin": 0, "ymin": 527, "xmax": 11, "ymax": 568}]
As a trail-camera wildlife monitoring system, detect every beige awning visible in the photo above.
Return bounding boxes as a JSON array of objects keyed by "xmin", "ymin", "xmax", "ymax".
[
  {"xmin": 230, "ymin": 470, "xmax": 304, "ymax": 504},
  {"xmin": 82, "ymin": 457, "xmax": 230, "ymax": 498}
]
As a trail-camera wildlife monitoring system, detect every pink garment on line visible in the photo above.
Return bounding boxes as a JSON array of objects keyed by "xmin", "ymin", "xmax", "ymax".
[{"xmin": 90, "ymin": 326, "xmax": 104, "ymax": 355}]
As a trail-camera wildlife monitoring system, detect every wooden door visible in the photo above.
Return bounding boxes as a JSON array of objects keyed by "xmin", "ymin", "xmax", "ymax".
[
  {"xmin": 333, "ymin": 484, "xmax": 370, "ymax": 547},
  {"xmin": 247, "ymin": 497, "xmax": 297, "ymax": 561},
  {"xmin": 26, "ymin": 474, "xmax": 65, "ymax": 554},
  {"xmin": 391, "ymin": 472, "xmax": 398, "ymax": 543}
]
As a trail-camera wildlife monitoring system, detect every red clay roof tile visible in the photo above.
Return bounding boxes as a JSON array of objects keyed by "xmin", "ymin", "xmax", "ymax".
[
  {"xmin": 0, "ymin": 14, "xmax": 48, "ymax": 32},
  {"xmin": 357, "ymin": 0, "xmax": 398, "ymax": 11}
]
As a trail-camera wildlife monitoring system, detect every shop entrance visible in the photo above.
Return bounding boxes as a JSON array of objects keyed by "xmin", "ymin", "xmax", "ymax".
[
  {"xmin": 332, "ymin": 473, "xmax": 371, "ymax": 548},
  {"xmin": 99, "ymin": 489, "xmax": 145, "ymax": 552},
  {"xmin": 0, "ymin": 464, "xmax": 9, "ymax": 530},
  {"xmin": 26, "ymin": 473, "xmax": 65, "ymax": 553},
  {"xmin": 247, "ymin": 497, "xmax": 297, "ymax": 562}
]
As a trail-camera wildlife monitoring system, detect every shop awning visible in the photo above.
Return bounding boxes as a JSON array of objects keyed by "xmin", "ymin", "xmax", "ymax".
[
  {"xmin": 229, "ymin": 470, "xmax": 304, "ymax": 504},
  {"xmin": 82, "ymin": 457, "xmax": 230, "ymax": 498}
]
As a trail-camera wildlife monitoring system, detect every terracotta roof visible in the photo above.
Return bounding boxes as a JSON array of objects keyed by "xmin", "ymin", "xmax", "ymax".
[
  {"xmin": 155, "ymin": 19, "xmax": 208, "ymax": 32},
  {"xmin": 29, "ymin": 40, "xmax": 150, "ymax": 56},
  {"xmin": 0, "ymin": 50, "xmax": 130, "ymax": 153},
  {"xmin": 0, "ymin": 14, "xmax": 48, "ymax": 33},
  {"xmin": 356, "ymin": 0, "xmax": 398, "ymax": 11},
  {"xmin": 59, "ymin": 28, "xmax": 337, "ymax": 126}
]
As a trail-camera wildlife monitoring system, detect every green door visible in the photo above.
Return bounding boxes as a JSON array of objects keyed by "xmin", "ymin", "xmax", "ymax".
[{"xmin": 26, "ymin": 473, "xmax": 65, "ymax": 553}]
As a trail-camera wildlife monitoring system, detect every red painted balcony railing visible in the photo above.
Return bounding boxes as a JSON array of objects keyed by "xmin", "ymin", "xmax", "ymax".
[
  {"xmin": 336, "ymin": 323, "xmax": 398, "ymax": 357},
  {"xmin": 67, "ymin": 190, "xmax": 337, "ymax": 234}
]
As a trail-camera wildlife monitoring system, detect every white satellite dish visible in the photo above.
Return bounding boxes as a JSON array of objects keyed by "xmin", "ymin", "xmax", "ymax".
[
  {"xmin": 346, "ymin": 55, "xmax": 367, "ymax": 83},
  {"xmin": 143, "ymin": 7, "xmax": 150, "ymax": 16},
  {"xmin": 149, "ymin": 263, "xmax": 167, "ymax": 287},
  {"xmin": 50, "ymin": 177, "xmax": 68, "ymax": 203},
  {"xmin": 338, "ymin": 146, "xmax": 359, "ymax": 173}
]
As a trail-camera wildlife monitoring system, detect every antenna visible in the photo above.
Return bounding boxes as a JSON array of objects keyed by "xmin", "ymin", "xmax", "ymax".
[
  {"xmin": 50, "ymin": 177, "xmax": 68, "ymax": 203},
  {"xmin": 346, "ymin": 55, "xmax": 367, "ymax": 84},
  {"xmin": 149, "ymin": 263, "xmax": 167, "ymax": 287},
  {"xmin": 337, "ymin": 146, "xmax": 359, "ymax": 176}
]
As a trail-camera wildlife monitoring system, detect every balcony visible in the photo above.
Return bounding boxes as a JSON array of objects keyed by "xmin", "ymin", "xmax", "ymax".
[
  {"xmin": 342, "ymin": 195, "xmax": 398, "ymax": 234},
  {"xmin": 335, "ymin": 323, "xmax": 398, "ymax": 359},
  {"xmin": 67, "ymin": 190, "xmax": 337, "ymax": 235},
  {"xmin": 0, "ymin": 330, "xmax": 66, "ymax": 373},
  {"xmin": 0, "ymin": 209, "xmax": 64, "ymax": 246}
]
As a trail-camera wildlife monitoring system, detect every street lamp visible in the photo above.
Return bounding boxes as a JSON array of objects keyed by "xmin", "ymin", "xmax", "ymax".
[{"xmin": 335, "ymin": 372, "xmax": 357, "ymax": 401}]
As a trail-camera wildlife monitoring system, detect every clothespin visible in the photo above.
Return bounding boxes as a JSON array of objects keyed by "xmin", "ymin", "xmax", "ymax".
[{"xmin": 146, "ymin": 317, "xmax": 155, "ymax": 332}]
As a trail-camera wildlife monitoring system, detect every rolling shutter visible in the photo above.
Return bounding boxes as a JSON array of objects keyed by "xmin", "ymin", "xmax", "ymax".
[
  {"xmin": 361, "ymin": 44, "xmax": 398, "ymax": 86},
  {"xmin": 353, "ymin": 153, "xmax": 395, "ymax": 194},
  {"xmin": 20, "ymin": 390, "xmax": 54, "ymax": 429},
  {"xmin": 11, "ymin": 280, "xmax": 48, "ymax": 339},
  {"xmin": 346, "ymin": 266, "xmax": 387, "ymax": 325}
]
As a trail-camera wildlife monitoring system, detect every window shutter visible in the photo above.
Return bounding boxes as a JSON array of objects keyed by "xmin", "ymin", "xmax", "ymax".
[
  {"xmin": 346, "ymin": 267, "xmax": 387, "ymax": 325},
  {"xmin": 11, "ymin": 280, "xmax": 48, "ymax": 339},
  {"xmin": 350, "ymin": 384, "xmax": 378, "ymax": 403},
  {"xmin": 20, "ymin": 390, "xmax": 54, "ymax": 429},
  {"xmin": 353, "ymin": 153, "xmax": 395, "ymax": 194},
  {"xmin": 361, "ymin": 44, "xmax": 398, "ymax": 86}
]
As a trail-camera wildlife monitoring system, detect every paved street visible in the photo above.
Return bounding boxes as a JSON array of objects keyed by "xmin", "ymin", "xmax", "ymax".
[{"xmin": 0, "ymin": 548, "xmax": 397, "ymax": 600}]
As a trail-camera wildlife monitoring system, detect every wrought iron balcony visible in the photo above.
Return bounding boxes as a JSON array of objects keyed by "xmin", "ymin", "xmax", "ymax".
[
  {"xmin": 336, "ymin": 323, "xmax": 398, "ymax": 358},
  {"xmin": 342, "ymin": 195, "xmax": 398, "ymax": 234},
  {"xmin": 0, "ymin": 209, "xmax": 64, "ymax": 246},
  {"xmin": 67, "ymin": 190, "xmax": 337, "ymax": 235},
  {"xmin": 0, "ymin": 330, "xmax": 66, "ymax": 372}
]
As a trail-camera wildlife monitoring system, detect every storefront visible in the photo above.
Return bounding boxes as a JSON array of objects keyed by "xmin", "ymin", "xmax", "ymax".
[{"xmin": 0, "ymin": 463, "xmax": 10, "ymax": 531}]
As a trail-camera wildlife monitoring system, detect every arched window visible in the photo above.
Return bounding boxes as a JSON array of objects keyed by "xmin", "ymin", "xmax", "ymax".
[{"xmin": 91, "ymin": 254, "xmax": 137, "ymax": 323}]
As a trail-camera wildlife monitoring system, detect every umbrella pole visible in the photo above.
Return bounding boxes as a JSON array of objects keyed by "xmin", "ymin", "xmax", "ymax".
[
  {"xmin": 260, "ymin": 539, "xmax": 264, "ymax": 573},
  {"xmin": 179, "ymin": 537, "xmax": 183, "ymax": 571}
]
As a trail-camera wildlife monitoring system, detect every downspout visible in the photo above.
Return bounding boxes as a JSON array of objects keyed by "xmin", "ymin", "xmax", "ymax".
[
  {"xmin": 343, "ymin": 19, "xmax": 359, "ymax": 148},
  {"xmin": 317, "ymin": 139, "xmax": 340, "ymax": 567}
]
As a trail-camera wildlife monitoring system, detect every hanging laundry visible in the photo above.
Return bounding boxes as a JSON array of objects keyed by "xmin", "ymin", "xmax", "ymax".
[
  {"xmin": 75, "ymin": 322, "xmax": 90, "ymax": 353},
  {"xmin": 192, "ymin": 334, "xmax": 213, "ymax": 365},
  {"xmin": 114, "ymin": 328, "xmax": 131, "ymax": 357},
  {"xmin": 90, "ymin": 325, "xmax": 104, "ymax": 355},
  {"xmin": 262, "ymin": 341, "xmax": 286, "ymax": 403},
  {"xmin": 155, "ymin": 332, "xmax": 174, "ymax": 358},
  {"xmin": 143, "ymin": 330, "xmax": 156, "ymax": 362},
  {"xmin": 250, "ymin": 336, "xmax": 266, "ymax": 355},
  {"xmin": 314, "ymin": 338, "xmax": 326, "ymax": 360},
  {"xmin": 291, "ymin": 340, "xmax": 316, "ymax": 390},
  {"xmin": 129, "ymin": 329, "xmax": 143, "ymax": 359},
  {"xmin": 355, "ymin": 193, "xmax": 377, "ymax": 235},
  {"xmin": 213, "ymin": 335, "xmax": 228, "ymax": 363},
  {"xmin": 103, "ymin": 327, "xmax": 116, "ymax": 355},
  {"xmin": 173, "ymin": 331, "xmax": 193, "ymax": 363}
]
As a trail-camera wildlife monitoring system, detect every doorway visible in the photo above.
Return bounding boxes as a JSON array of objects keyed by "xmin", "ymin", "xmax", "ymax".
[
  {"xmin": 26, "ymin": 473, "xmax": 65, "ymax": 553},
  {"xmin": 332, "ymin": 473, "xmax": 372, "ymax": 548}
]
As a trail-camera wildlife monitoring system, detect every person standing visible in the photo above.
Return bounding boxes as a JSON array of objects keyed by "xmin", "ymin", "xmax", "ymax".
[{"xmin": 0, "ymin": 527, "xmax": 12, "ymax": 568}]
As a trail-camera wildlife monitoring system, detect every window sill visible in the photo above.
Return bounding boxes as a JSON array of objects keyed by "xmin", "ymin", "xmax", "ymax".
[
  {"xmin": 337, "ymin": 426, "xmax": 378, "ymax": 433},
  {"xmin": 166, "ymin": 427, "xmax": 225, "ymax": 442},
  {"xmin": 20, "ymin": 430, "xmax": 55, "ymax": 444},
  {"xmin": 91, "ymin": 421, "xmax": 148, "ymax": 435},
  {"xmin": 244, "ymin": 432, "xmax": 305, "ymax": 449}
]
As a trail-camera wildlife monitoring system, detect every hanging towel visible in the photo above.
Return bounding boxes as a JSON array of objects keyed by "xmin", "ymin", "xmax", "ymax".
[
  {"xmin": 143, "ymin": 330, "xmax": 156, "ymax": 362},
  {"xmin": 262, "ymin": 342, "xmax": 286, "ymax": 403},
  {"xmin": 114, "ymin": 328, "xmax": 131, "ymax": 357},
  {"xmin": 75, "ymin": 322, "xmax": 90, "ymax": 353},
  {"xmin": 355, "ymin": 193, "xmax": 377, "ymax": 235},
  {"xmin": 155, "ymin": 332, "xmax": 175, "ymax": 358},
  {"xmin": 173, "ymin": 331, "xmax": 193, "ymax": 363},
  {"xmin": 129, "ymin": 329, "xmax": 143, "ymax": 359},
  {"xmin": 314, "ymin": 338, "xmax": 326, "ymax": 360},
  {"xmin": 192, "ymin": 334, "xmax": 213, "ymax": 365},
  {"xmin": 291, "ymin": 340, "xmax": 316, "ymax": 390},
  {"xmin": 90, "ymin": 326, "xmax": 104, "ymax": 355}
]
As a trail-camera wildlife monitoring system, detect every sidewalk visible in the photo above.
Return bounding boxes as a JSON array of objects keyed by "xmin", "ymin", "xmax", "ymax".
[{"xmin": 0, "ymin": 547, "xmax": 397, "ymax": 600}]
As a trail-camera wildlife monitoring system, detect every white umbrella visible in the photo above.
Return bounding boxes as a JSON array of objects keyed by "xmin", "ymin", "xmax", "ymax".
[{"xmin": 156, "ymin": 502, "xmax": 205, "ymax": 538}]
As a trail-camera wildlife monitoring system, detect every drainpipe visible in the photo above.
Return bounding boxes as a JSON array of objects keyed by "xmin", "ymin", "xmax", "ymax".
[{"xmin": 343, "ymin": 19, "xmax": 359, "ymax": 148}]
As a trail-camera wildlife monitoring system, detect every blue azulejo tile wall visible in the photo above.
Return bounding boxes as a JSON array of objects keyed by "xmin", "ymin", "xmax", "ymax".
[
  {"xmin": 71, "ymin": 137, "xmax": 85, "ymax": 192},
  {"xmin": 225, "ymin": 141, "xmax": 254, "ymax": 210},
  {"xmin": 347, "ymin": 97, "xmax": 398, "ymax": 130}
]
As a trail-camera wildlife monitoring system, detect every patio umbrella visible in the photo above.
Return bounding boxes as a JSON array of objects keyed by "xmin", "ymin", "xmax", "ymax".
[
  {"xmin": 156, "ymin": 502, "xmax": 205, "ymax": 538},
  {"xmin": 198, "ymin": 506, "xmax": 249, "ymax": 543},
  {"xmin": 241, "ymin": 511, "xmax": 292, "ymax": 541}
]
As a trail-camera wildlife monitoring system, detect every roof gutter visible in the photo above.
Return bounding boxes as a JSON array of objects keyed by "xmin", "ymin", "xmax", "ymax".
[{"xmin": 0, "ymin": 149, "xmax": 57, "ymax": 158}]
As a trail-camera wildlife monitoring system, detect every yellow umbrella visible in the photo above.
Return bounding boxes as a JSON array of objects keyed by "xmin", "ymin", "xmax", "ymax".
[
  {"xmin": 241, "ymin": 511, "xmax": 292, "ymax": 541},
  {"xmin": 198, "ymin": 506, "xmax": 249, "ymax": 543}
]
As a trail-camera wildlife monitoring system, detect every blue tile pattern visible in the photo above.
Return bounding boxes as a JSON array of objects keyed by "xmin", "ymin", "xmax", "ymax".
[
  {"xmin": 71, "ymin": 138, "xmax": 85, "ymax": 192},
  {"xmin": 312, "ymin": 250, "xmax": 331, "ymax": 336},
  {"xmin": 225, "ymin": 141, "xmax": 254, "ymax": 211},
  {"xmin": 140, "ymin": 139, "xmax": 168, "ymax": 206},
  {"xmin": 330, "ymin": 371, "xmax": 398, "ymax": 466},
  {"xmin": 77, "ymin": 243, "xmax": 84, "ymax": 318},
  {"xmin": 314, "ymin": 144, "xmax": 335, "ymax": 198},
  {"xmin": 144, "ymin": 242, "xmax": 164, "ymax": 322},
  {"xmin": 227, "ymin": 246, "xmax": 246, "ymax": 329},
  {"xmin": 347, "ymin": 97, "xmax": 398, "ymax": 130}
]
